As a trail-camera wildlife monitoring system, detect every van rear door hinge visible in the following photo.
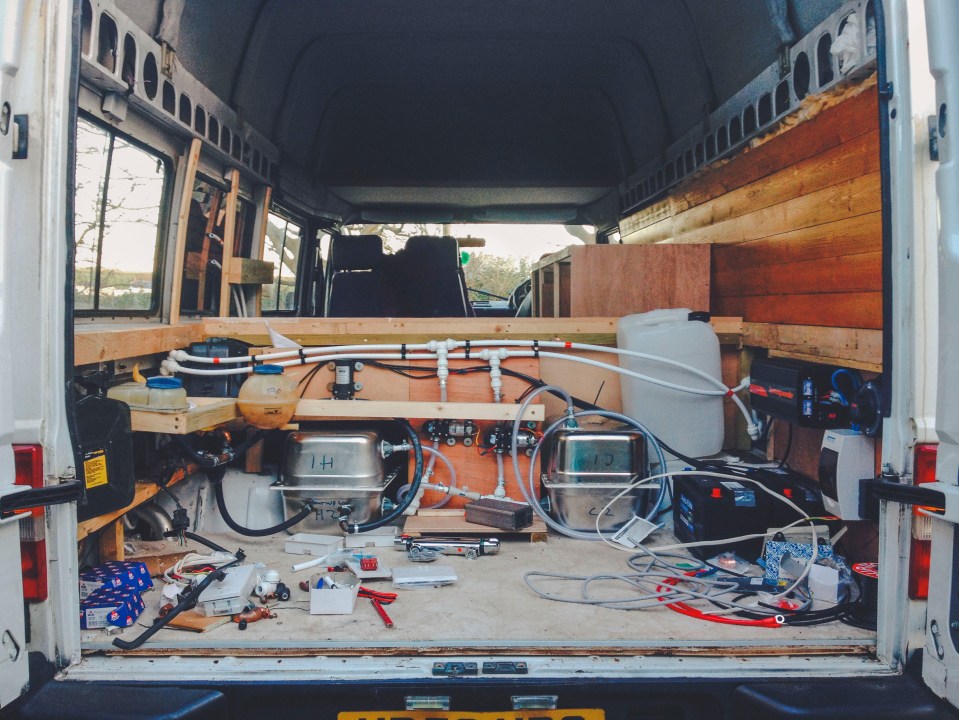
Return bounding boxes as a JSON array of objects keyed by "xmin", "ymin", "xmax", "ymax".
[
  {"xmin": 859, "ymin": 476, "xmax": 959, "ymax": 524},
  {"xmin": 879, "ymin": 82, "xmax": 895, "ymax": 101}
]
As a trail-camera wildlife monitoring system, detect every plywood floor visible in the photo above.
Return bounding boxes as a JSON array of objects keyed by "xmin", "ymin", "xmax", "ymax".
[{"xmin": 81, "ymin": 528, "xmax": 876, "ymax": 657}]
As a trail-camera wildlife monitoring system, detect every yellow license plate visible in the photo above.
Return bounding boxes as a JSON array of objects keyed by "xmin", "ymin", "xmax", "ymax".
[{"xmin": 340, "ymin": 711, "xmax": 604, "ymax": 720}]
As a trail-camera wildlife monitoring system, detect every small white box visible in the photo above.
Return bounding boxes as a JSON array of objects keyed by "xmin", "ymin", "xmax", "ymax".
[
  {"xmin": 391, "ymin": 564, "xmax": 457, "ymax": 589},
  {"xmin": 308, "ymin": 571, "xmax": 360, "ymax": 615},
  {"xmin": 344, "ymin": 525, "xmax": 399, "ymax": 548},
  {"xmin": 285, "ymin": 533, "xmax": 345, "ymax": 557}
]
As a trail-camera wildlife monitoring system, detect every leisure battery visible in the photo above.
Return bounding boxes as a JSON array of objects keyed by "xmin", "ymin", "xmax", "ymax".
[
  {"xmin": 673, "ymin": 474, "xmax": 772, "ymax": 561},
  {"xmin": 750, "ymin": 466, "xmax": 826, "ymax": 529}
]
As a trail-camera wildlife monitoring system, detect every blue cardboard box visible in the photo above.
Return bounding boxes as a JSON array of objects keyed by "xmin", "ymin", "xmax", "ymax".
[
  {"xmin": 79, "ymin": 560, "xmax": 153, "ymax": 599},
  {"xmin": 80, "ymin": 586, "xmax": 146, "ymax": 630}
]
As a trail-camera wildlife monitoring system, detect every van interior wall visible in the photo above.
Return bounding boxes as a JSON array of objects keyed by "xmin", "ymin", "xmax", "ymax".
[{"xmin": 618, "ymin": 73, "xmax": 882, "ymax": 481}]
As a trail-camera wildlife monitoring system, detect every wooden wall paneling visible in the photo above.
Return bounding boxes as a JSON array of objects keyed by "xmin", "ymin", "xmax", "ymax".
[
  {"xmin": 713, "ymin": 250, "xmax": 882, "ymax": 298},
  {"xmin": 717, "ymin": 291, "xmax": 882, "ymax": 329},
  {"xmin": 625, "ymin": 129, "xmax": 880, "ymax": 246},
  {"xmin": 568, "ymin": 245, "xmax": 711, "ymax": 316},
  {"xmin": 711, "ymin": 213, "xmax": 881, "ymax": 272},
  {"xmin": 742, "ymin": 323, "xmax": 882, "ymax": 371},
  {"xmin": 620, "ymin": 81, "xmax": 878, "ymax": 240},
  {"xmin": 665, "ymin": 172, "xmax": 883, "ymax": 247}
]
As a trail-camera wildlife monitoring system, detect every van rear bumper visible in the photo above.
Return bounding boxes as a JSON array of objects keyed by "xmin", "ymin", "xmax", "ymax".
[{"xmin": 9, "ymin": 665, "xmax": 958, "ymax": 720}]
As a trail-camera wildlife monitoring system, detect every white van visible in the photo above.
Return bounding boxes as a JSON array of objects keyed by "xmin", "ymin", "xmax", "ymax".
[{"xmin": 0, "ymin": 0, "xmax": 958, "ymax": 718}]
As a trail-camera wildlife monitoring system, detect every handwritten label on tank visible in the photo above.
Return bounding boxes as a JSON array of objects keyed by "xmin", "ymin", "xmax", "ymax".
[{"xmin": 310, "ymin": 454, "xmax": 335, "ymax": 470}]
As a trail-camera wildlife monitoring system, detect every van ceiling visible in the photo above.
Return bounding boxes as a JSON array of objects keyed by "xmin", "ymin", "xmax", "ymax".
[{"xmin": 120, "ymin": 0, "xmax": 843, "ymax": 223}]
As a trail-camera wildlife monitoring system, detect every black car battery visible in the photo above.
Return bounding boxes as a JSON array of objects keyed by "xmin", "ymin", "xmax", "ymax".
[
  {"xmin": 750, "ymin": 466, "xmax": 826, "ymax": 529},
  {"xmin": 673, "ymin": 474, "xmax": 772, "ymax": 561}
]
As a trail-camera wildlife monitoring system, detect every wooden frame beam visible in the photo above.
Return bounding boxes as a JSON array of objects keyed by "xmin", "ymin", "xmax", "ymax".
[
  {"xmin": 217, "ymin": 168, "xmax": 241, "ymax": 317},
  {"xmin": 167, "ymin": 138, "xmax": 202, "ymax": 325}
]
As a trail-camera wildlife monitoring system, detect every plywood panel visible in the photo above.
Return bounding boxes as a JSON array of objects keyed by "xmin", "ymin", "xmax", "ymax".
[
  {"xmin": 716, "ymin": 292, "xmax": 882, "ymax": 329},
  {"xmin": 568, "ymin": 244, "xmax": 711, "ymax": 316},
  {"xmin": 626, "ymin": 130, "xmax": 880, "ymax": 246}
]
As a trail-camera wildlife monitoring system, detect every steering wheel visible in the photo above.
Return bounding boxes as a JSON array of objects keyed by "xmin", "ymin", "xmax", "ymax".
[{"xmin": 508, "ymin": 279, "xmax": 532, "ymax": 312}]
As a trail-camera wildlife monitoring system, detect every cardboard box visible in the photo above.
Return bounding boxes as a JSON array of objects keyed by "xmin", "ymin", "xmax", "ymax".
[
  {"xmin": 308, "ymin": 571, "xmax": 360, "ymax": 615},
  {"xmin": 80, "ymin": 586, "xmax": 146, "ymax": 629},
  {"xmin": 79, "ymin": 561, "xmax": 154, "ymax": 599}
]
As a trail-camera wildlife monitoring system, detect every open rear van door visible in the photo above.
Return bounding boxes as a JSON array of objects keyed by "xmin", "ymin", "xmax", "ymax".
[
  {"xmin": 923, "ymin": 0, "xmax": 959, "ymax": 708},
  {"xmin": 0, "ymin": 0, "xmax": 40, "ymax": 708}
]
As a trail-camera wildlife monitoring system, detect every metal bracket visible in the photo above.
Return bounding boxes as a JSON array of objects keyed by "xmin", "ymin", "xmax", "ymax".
[
  {"xmin": 484, "ymin": 661, "xmax": 529, "ymax": 675},
  {"xmin": 929, "ymin": 115, "xmax": 941, "ymax": 162},
  {"xmin": 859, "ymin": 476, "xmax": 958, "ymax": 523},
  {"xmin": 432, "ymin": 661, "xmax": 478, "ymax": 677},
  {"xmin": 12, "ymin": 114, "xmax": 27, "ymax": 159}
]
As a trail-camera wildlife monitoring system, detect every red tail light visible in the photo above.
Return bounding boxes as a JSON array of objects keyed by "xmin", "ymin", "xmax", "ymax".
[
  {"xmin": 908, "ymin": 443, "xmax": 938, "ymax": 600},
  {"xmin": 13, "ymin": 444, "xmax": 47, "ymax": 602}
]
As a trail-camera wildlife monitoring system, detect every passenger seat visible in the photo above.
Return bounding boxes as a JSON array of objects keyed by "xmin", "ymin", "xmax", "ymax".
[
  {"xmin": 396, "ymin": 235, "xmax": 473, "ymax": 317},
  {"xmin": 325, "ymin": 234, "xmax": 389, "ymax": 317}
]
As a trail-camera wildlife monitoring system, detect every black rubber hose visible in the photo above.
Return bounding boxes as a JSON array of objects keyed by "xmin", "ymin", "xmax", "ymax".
[
  {"xmin": 162, "ymin": 530, "xmax": 228, "ymax": 553},
  {"xmin": 340, "ymin": 418, "xmax": 423, "ymax": 534},
  {"xmin": 113, "ymin": 551, "xmax": 246, "ymax": 650},
  {"xmin": 210, "ymin": 469, "xmax": 314, "ymax": 537}
]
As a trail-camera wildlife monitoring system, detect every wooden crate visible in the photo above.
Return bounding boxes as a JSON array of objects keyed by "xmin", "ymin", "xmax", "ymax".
[{"xmin": 531, "ymin": 244, "xmax": 711, "ymax": 318}]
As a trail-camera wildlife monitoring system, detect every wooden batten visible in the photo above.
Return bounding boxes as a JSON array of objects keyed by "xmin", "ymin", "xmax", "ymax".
[
  {"xmin": 227, "ymin": 258, "xmax": 275, "ymax": 285},
  {"xmin": 74, "ymin": 321, "xmax": 205, "ymax": 365},
  {"xmin": 167, "ymin": 138, "xmax": 203, "ymax": 326},
  {"xmin": 217, "ymin": 169, "xmax": 241, "ymax": 317}
]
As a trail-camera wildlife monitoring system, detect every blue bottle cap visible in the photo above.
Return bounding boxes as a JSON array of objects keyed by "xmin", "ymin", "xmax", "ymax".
[
  {"xmin": 253, "ymin": 364, "xmax": 284, "ymax": 374},
  {"xmin": 146, "ymin": 376, "xmax": 183, "ymax": 389}
]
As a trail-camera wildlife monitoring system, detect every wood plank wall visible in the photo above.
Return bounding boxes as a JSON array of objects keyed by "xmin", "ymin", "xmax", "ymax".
[{"xmin": 621, "ymin": 79, "xmax": 881, "ymax": 330}]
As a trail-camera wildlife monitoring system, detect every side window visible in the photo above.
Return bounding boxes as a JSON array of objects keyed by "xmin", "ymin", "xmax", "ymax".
[
  {"xmin": 178, "ymin": 179, "xmax": 256, "ymax": 315},
  {"xmin": 262, "ymin": 211, "xmax": 303, "ymax": 312},
  {"xmin": 74, "ymin": 117, "xmax": 168, "ymax": 312}
]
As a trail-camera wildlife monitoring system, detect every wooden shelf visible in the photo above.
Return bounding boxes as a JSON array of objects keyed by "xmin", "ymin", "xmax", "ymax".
[
  {"xmin": 129, "ymin": 397, "xmax": 239, "ymax": 434},
  {"xmin": 294, "ymin": 399, "xmax": 544, "ymax": 422}
]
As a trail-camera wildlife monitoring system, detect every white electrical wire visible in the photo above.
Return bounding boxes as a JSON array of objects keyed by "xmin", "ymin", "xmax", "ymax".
[
  {"xmin": 592, "ymin": 468, "xmax": 819, "ymax": 600},
  {"xmin": 162, "ymin": 551, "xmax": 237, "ymax": 585}
]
